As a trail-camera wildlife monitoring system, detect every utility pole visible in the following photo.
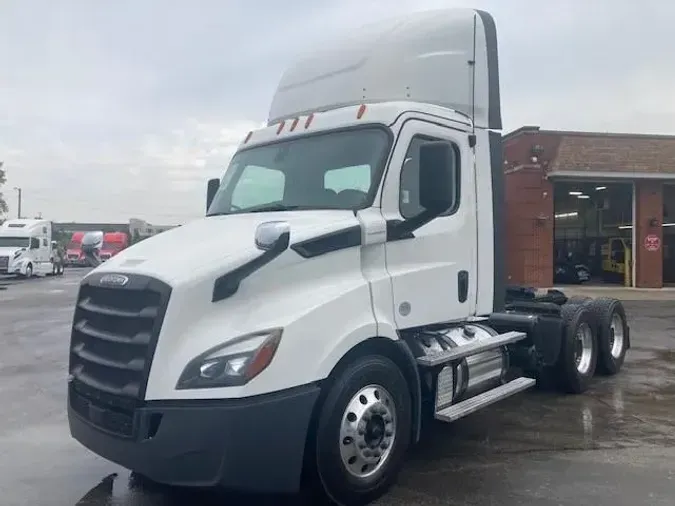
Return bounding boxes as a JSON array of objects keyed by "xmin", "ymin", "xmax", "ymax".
[{"xmin": 13, "ymin": 187, "xmax": 21, "ymax": 219}]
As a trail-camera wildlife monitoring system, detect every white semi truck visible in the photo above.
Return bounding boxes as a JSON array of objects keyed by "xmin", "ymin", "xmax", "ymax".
[
  {"xmin": 67, "ymin": 9, "xmax": 630, "ymax": 506},
  {"xmin": 0, "ymin": 218, "xmax": 57, "ymax": 277}
]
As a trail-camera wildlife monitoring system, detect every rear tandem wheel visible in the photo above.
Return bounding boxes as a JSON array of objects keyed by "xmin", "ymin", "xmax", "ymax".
[
  {"xmin": 585, "ymin": 298, "xmax": 629, "ymax": 375},
  {"xmin": 554, "ymin": 304, "xmax": 598, "ymax": 394}
]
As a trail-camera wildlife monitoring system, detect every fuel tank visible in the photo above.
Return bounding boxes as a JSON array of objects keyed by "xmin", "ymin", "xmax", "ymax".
[{"xmin": 414, "ymin": 323, "xmax": 509, "ymax": 406}]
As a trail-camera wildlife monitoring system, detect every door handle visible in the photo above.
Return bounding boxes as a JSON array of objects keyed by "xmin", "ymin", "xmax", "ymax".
[{"xmin": 458, "ymin": 270, "xmax": 469, "ymax": 303}]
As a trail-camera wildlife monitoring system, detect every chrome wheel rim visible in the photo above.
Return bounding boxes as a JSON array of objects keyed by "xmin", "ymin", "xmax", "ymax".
[
  {"xmin": 339, "ymin": 384, "xmax": 396, "ymax": 480},
  {"xmin": 574, "ymin": 322, "xmax": 594, "ymax": 374},
  {"xmin": 609, "ymin": 313, "xmax": 625, "ymax": 359}
]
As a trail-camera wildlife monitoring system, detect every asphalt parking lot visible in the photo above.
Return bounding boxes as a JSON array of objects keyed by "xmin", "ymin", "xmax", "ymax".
[{"xmin": 1, "ymin": 270, "xmax": 674, "ymax": 506}]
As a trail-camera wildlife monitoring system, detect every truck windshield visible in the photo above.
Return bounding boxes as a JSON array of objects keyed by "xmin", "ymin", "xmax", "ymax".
[
  {"xmin": 0, "ymin": 237, "xmax": 29, "ymax": 248},
  {"xmin": 207, "ymin": 127, "xmax": 391, "ymax": 215}
]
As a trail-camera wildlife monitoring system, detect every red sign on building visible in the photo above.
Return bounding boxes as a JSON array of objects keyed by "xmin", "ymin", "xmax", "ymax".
[{"xmin": 644, "ymin": 234, "xmax": 661, "ymax": 252}]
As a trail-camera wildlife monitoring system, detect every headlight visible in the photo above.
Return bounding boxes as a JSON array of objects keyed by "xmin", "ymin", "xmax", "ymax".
[{"xmin": 176, "ymin": 328, "xmax": 283, "ymax": 389}]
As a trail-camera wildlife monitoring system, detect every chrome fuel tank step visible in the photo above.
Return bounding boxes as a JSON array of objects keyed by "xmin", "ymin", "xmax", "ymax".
[{"xmin": 434, "ymin": 377, "xmax": 536, "ymax": 423}]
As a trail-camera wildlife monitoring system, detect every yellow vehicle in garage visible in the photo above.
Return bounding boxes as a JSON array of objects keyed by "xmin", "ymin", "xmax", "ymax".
[{"xmin": 601, "ymin": 237, "xmax": 632, "ymax": 286}]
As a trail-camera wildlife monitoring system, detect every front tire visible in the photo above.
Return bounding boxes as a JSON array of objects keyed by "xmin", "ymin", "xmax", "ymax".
[
  {"xmin": 25, "ymin": 263, "xmax": 33, "ymax": 278},
  {"xmin": 309, "ymin": 355, "xmax": 412, "ymax": 506}
]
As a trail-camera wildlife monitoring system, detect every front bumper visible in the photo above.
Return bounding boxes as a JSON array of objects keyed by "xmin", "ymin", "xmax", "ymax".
[{"xmin": 68, "ymin": 383, "xmax": 320, "ymax": 493}]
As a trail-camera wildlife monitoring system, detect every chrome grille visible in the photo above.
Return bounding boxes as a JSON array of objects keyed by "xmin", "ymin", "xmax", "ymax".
[{"xmin": 0, "ymin": 256, "xmax": 8, "ymax": 272}]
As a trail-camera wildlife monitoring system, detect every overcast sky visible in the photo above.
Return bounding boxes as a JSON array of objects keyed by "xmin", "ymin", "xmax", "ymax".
[{"xmin": 1, "ymin": 0, "xmax": 674, "ymax": 224}]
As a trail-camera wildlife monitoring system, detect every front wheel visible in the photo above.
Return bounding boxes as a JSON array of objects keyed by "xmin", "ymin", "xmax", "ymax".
[
  {"xmin": 24, "ymin": 263, "xmax": 33, "ymax": 278},
  {"xmin": 308, "ymin": 355, "xmax": 412, "ymax": 506}
]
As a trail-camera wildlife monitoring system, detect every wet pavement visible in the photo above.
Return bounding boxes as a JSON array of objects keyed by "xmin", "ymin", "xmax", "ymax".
[{"xmin": 1, "ymin": 270, "xmax": 674, "ymax": 505}]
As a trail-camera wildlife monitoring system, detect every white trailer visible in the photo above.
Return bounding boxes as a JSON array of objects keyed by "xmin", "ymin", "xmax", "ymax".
[
  {"xmin": 67, "ymin": 9, "xmax": 630, "ymax": 506},
  {"xmin": 0, "ymin": 218, "xmax": 55, "ymax": 278}
]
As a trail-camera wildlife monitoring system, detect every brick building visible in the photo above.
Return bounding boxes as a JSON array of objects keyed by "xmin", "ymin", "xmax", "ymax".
[{"xmin": 503, "ymin": 126, "xmax": 675, "ymax": 289}]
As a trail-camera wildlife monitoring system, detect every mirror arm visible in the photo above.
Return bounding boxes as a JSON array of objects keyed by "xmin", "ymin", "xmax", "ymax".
[{"xmin": 387, "ymin": 208, "xmax": 440, "ymax": 241}]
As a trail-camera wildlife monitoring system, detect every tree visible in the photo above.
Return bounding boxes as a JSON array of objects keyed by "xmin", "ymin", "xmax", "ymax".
[{"xmin": 0, "ymin": 162, "xmax": 7, "ymax": 216}]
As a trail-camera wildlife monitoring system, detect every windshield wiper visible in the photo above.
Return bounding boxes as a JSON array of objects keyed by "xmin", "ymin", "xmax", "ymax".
[
  {"xmin": 246, "ymin": 203, "xmax": 313, "ymax": 213},
  {"xmin": 207, "ymin": 203, "xmax": 338, "ymax": 217}
]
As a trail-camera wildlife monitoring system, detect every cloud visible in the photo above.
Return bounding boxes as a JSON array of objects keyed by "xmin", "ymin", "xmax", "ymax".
[{"xmin": 0, "ymin": 0, "xmax": 674, "ymax": 222}]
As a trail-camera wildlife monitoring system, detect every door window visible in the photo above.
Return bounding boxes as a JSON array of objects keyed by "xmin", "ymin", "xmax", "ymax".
[
  {"xmin": 399, "ymin": 136, "xmax": 460, "ymax": 219},
  {"xmin": 231, "ymin": 165, "xmax": 285, "ymax": 210},
  {"xmin": 30, "ymin": 238, "xmax": 40, "ymax": 249}
]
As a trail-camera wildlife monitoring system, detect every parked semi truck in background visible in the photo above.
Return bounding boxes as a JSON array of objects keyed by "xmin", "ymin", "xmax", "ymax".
[
  {"xmin": 67, "ymin": 9, "xmax": 631, "ymax": 506},
  {"xmin": 66, "ymin": 232, "xmax": 85, "ymax": 266},
  {"xmin": 100, "ymin": 232, "xmax": 129, "ymax": 261},
  {"xmin": 0, "ymin": 219, "xmax": 56, "ymax": 277},
  {"xmin": 80, "ymin": 231, "xmax": 104, "ymax": 267}
]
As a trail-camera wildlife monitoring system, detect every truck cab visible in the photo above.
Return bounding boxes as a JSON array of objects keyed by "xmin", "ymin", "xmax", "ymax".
[
  {"xmin": 80, "ymin": 231, "xmax": 104, "ymax": 266},
  {"xmin": 67, "ymin": 9, "xmax": 630, "ymax": 506},
  {"xmin": 66, "ymin": 231, "xmax": 85, "ymax": 266},
  {"xmin": 0, "ymin": 219, "xmax": 54, "ymax": 277},
  {"xmin": 100, "ymin": 232, "xmax": 129, "ymax": 261}
]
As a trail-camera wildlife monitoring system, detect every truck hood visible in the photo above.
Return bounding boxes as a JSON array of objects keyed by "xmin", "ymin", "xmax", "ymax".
[
  {"xmin": 91, "ymin": 210, "xmax": 361, "ymax": 285},
  {"xmin": 0, "ymin": 247, "xmax": 24, "ymax": 257}
]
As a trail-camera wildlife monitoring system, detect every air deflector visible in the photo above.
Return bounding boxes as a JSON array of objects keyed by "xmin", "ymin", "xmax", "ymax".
[{"xmin": 268, "ymin": 8, "xmax": 501, "ymax": 130}]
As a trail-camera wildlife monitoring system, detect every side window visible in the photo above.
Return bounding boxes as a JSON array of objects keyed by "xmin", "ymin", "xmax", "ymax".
[
  {"xmin": 399, "ymin": 136, "xmax": 460, "ymax": 219},
  {"xmin": 231, "ymin": 165, "xmax": 285, "ymax": 210},
  {"xmin": 30, "ymin": 238, "xmax": 40, "ymax": 249},
  {"xmin": 42, "ymin": 238, "xmax": 48, "ymax": 247}
]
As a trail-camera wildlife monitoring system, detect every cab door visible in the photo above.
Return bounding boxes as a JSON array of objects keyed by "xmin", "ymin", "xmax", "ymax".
[{"xmin": 379, "ymin": 119, "xmax": 477, "ymax": 329}]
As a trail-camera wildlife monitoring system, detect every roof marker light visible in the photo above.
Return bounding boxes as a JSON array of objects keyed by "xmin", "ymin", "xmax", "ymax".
[
  {"xmin": 290, "ymin": 118, "xmax": 299, "ymax": 132},
  {"xmin": 304, "ymin": 113, "xmax": 314, "ymax": 129},
  {"xmin": 244, "ymin": 131, "xmax": 253, "ymax": 144},
  {"xmin": 357, "ymin": 104, "xmax": 367, "ymax": 119},
  {"xmin": 276, "ymin": 120, "xmax": 286, "ymax": 135}
]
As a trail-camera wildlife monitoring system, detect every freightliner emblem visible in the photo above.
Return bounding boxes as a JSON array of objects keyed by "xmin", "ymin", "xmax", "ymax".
[{"xmin": 99, "ymin": 274, "xmax": 129, "ymax": 287}]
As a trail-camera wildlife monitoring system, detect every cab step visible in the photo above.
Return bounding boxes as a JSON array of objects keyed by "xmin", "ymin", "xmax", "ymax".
[
  {"xmin": 416, "ymin": 330, "xmax": 527, "ymax": 368},
  {"xmin": 434, "ymin": 377, "xmax": 536, "ymax": 423}
]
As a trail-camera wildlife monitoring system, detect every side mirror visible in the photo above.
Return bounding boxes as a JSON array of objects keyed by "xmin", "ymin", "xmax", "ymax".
[
  {"xmin": 206, "ymin": 178, "xmax": 220, "ymax": 213},
  {"xmin": 419, "ymin": 142, "xmax": 457, "ymax": 216},
  {"xmin": 255, "ymin": 221, "xmax": 291, "ymax": 252}
]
